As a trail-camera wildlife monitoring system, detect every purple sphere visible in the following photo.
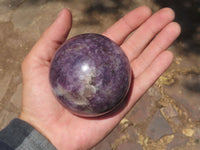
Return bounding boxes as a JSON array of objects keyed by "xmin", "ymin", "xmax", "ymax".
[{"xmin": 49, "ymin": 33, "xmax": 131, "ymax": 117}]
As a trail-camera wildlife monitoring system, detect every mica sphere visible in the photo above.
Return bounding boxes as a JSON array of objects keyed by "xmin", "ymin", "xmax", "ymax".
[{"xmin": 49, "ymin": 33, "xmax": 132, "ymax": 117}]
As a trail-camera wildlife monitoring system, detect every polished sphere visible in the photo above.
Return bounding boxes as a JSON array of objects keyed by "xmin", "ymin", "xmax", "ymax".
[{"xmin": 49, "ymin": 33, "xmax": 131, "ymax": 117}]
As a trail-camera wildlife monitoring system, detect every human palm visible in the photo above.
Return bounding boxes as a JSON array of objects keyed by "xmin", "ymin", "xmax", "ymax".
[{"xmin": 20, "ymin": 6, "xmax": 181, "ymax": 150}]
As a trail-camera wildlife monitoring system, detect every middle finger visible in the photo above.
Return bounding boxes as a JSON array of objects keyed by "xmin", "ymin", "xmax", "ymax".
[{"xmin": 121, "ymin": 8, "xmax": 175, "ymax": 61}]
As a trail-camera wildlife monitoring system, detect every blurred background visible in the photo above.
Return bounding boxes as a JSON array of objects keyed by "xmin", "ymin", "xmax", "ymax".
[{"xmin": 0, "ymin": 0, "xmax": 199, "ymax": 149}]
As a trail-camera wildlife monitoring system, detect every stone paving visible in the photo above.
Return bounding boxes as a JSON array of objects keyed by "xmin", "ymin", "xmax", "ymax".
[{"xmin": 0, "ymin": 0, "xmax": 200, "ymax": 150}]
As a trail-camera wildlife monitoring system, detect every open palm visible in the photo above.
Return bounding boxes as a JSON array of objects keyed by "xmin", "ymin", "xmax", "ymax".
[{"xmin": 20, "ymin": 6, "xmax": 181, "ymax": 150}]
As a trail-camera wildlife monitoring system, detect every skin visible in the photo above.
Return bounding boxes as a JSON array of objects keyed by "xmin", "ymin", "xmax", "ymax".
[{"xmin": 20, "ymin": 6, "xmax": 181, "ymax": 150}]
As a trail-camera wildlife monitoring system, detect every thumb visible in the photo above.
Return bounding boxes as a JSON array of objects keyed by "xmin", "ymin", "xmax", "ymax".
[{"xmin": 27, "ymin": 8, "xmax": 72, "ymax": 64}]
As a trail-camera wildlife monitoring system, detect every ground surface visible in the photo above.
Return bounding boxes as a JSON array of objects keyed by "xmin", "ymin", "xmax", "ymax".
[{"xmin": 0, "ymin": 0, "xmax": 199, "ymax": 150}]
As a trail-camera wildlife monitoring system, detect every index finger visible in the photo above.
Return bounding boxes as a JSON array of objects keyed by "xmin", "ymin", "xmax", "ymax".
[{"xmin": 103, "ymin": 6, "xmax": 152, "ymax": 45}]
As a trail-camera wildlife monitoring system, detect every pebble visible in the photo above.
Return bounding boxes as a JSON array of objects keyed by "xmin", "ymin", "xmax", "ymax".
[
  {"xmin": 182, "ymin": 128, "xmax": 194, "ymax": 137},
  {"xmin": 146, "ymin": 110, "xmax": 173, "ymax": 141},
  {"xmin": 160, "ymin": 104, "xmax": 178, "ymax": 119}
]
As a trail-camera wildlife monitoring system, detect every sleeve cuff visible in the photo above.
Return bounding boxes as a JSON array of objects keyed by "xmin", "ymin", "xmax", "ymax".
[{"xmin": 0, "ymin": 119, "xmax": 56, "ymax": 150}]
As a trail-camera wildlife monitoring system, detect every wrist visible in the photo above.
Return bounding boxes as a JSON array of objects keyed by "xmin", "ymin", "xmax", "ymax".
[
  {"xmin": 19, "ymin": 111, "xmax": 90, "ymax": 150},
  {"xmin": 19, "ymin": 112, "xmax": 68, "ymax": 150},
  {"xmin": 19, "ymin": 112, "xmax": 52, "ymax": 144},
  {"xmin": 0, "ymin": 118, "xmax": 56, "ymax": 150}
]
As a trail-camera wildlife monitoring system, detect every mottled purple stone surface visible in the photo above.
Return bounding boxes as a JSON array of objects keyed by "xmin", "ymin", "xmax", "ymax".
[{"xmin": 49, "ymin": 33, "xmax": 131, "ymax": 117}]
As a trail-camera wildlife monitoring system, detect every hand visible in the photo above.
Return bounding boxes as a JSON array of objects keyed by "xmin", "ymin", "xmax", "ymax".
[{"xmin": 20, "ymin": 6, "xmax": 181, "ymax": 150}]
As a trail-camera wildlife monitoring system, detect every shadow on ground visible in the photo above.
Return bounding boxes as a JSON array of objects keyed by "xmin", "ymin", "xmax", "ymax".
[
  {"xmin": 154, "ymin": 0, "xmax": 200, "ymax": 55},
  {"xmin": 83, "ymin": 0, "xmax": 134, "ymax": 25}
]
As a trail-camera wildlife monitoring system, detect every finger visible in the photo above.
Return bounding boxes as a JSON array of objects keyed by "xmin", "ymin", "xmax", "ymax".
[
  {"xmin": 103, "ymin": 6, "xmax": 152, "ymax": 45},
  {"xmin": 134, "ymin": 50, "xmax": 173, "ymax": 95},
  {"xmin": 122, "ymin": 8, "xmax": 175, "ymax": 61},
  {"xmin": 131, "ymin": 22, "xmax": 181, "ymax": 77},
  {"xmin": 29, "ymin": 8, "xmax": 72, "ymax": 62},
  {"xmin": 124, "ymin": 51, "xmax": 174, "ymax": 113}
]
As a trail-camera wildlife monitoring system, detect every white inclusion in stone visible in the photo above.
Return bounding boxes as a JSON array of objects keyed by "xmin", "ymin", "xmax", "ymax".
[
  {"xmin": 53, "ymin": 84, "xmax": 66, "ymax": 97},
  {"xmin": 54, "ymin": 84, "xmax": 89, "ymax": 106},
  {"xmin": 81, "ymin": 64, "xmax": 89, "ymax": 72}
]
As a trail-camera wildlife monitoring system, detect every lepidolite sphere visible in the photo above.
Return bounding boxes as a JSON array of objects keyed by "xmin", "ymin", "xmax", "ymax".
[{"xmin": 49, "ymin": 33, "xmax": 131, "ymax": 117}]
